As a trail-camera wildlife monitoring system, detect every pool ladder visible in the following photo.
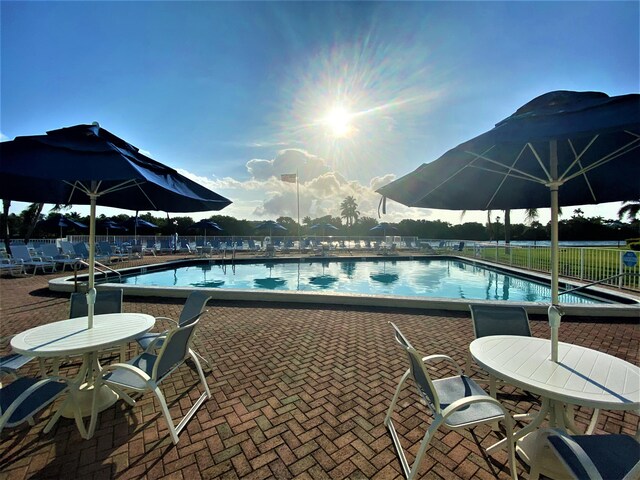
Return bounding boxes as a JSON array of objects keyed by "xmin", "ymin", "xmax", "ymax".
[{"xmin": 73, "ymin": 260, "xmax": 122, "ymax": 291}]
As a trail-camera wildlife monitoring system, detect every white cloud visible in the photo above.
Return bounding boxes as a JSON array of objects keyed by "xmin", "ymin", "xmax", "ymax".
[
  {"xmin": 0, "ymin": 131, "xmax": 9, "ymax": 142},
  {"xmin": 177, "ymin": 147, "xmax": 437, "ymax": 223}
]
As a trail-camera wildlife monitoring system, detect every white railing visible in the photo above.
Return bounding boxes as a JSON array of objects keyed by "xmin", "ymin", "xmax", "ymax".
[{"xmin": 463, "ymin": 242, "xmax": 639, "ymax": 292}]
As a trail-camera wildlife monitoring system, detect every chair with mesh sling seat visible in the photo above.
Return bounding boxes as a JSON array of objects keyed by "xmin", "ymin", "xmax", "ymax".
[
  {"xmin": 385, "ymin": 322, "xmax": 519, "ymax": 480},
  {"xmin": 136, "ymin": 291, "xmax": 212, "ymax": 368},
  {"xmin": 97, "ymin": 315, "xmax": 211, "ymax": 444},
  {"xmin": 529, "ymin": 428, "xmax": 640, "ymax": 480},
  {"xmin": 0, "ymin": 374, "xmax": 68, "ymax": 434},
  {"xmin": 69, "ymin": 289, "xmax": 126, "ymax": 362},
  {"xmin": 466, "ymin": 305, "xmax": 533, "ymax": 398}
]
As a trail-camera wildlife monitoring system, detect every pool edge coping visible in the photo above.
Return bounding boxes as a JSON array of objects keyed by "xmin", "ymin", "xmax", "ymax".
[{"xmin": 49, "ymin": 256, "xmax": 640, "ymax": 318}]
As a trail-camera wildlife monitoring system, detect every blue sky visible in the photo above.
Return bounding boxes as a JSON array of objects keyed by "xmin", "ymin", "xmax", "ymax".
[{"xmin": 2, "ymin": 1, "xmax": 638, "ymax": 225}]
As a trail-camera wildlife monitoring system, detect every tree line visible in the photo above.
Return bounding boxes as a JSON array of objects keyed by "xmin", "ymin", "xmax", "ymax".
[{"xmin": 2, "ymin": 196, "xmax": 638, "ymax": 250}]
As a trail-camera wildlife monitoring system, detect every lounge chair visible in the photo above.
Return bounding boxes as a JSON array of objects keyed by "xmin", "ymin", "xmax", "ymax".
[
  {"xmin": 529, "ymin": 428, "xmax": 640, "ymax": 480},
  {"xmin": 39, "ymin": 243, "xmax": 80, "ymax": 272},
  {"xmin": 159, "ymin": 239, "xmax": 173, "ymax": 254},
  {"xmin": 98, "ymin": 315, "xmax": 211, "ymax": 444},
  {"xmin": 9, "ymin": 245, "xmax": 56, "ymax": 275},
  {"xmin": 0, "ymin": 255, "xmax": 24, "ymax": 276},
  {"xmin": 385, "ymin": 322, "xmax": 518, "ymax": 480},
  {"xmin": 98, "ymin": 241, "xmax": 128, "ymax": 262},
  {"xmin": 73, "ymin": 242, "xmax": 110, "ymax": 263}
]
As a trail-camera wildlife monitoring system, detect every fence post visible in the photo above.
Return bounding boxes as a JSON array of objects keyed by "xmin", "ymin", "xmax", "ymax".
[
  {"xmin": 619, "ymin": 250, "xmax": 624, "ymax": 289},
  {"xmin": 580, "ymin": 248, "xmax": 584, "ymax": 280}
]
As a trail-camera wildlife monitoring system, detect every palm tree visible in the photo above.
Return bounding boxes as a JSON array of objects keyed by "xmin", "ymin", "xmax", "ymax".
[
  {"xmin": 340, "ymin": 196, "xmax": 360, "ymax": 229},
  {"xmin": 618, "ymin": 200, "xmax": 640, "ymax": 221}
]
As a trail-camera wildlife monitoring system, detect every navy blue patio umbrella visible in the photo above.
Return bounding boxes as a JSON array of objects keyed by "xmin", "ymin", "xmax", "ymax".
[
  {"xmin": 123, "ymin": 216, "xmax": 158, "ymax": 240},
  {"xmin": 377, "ymin": 90, "xmax": 640, "ymax": 361},
  {"xmin": 37, "ymin": 214, "xmax": 87, "ymax": 238},
  {"xmin": 369, "ymin": 223, "xmax": 398, "ymax": 237},
  {"xmin": 189, "ymin": 219, "xmax": 223, "ymax": 244},
  {"xmin": 97, "ymin": 219, "xmax": 127, "ymax": 241},
  {"xmin": 309, "ymin": 223, "xmax": 339, "ymax": 237},
  {"xmin": 0, "ymin": 122, "xmax": 232, "ymax": 328},
  {"xmin": 255, "ymin": 220, "xmax": 287, "ymax": 238}
]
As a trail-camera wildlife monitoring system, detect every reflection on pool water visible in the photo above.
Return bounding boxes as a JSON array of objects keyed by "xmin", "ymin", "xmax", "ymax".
[{"xmin": 120, "ymin": 258, "xmax": 606, "ymax": 304}]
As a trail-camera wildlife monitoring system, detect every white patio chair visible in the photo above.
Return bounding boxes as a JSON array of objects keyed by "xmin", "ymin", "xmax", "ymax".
[
  {"xmin": 0, "ymin": 375, "xmax": 68, "ymax": 434},
  {"xmin": 69, "ymin": 289, "xmax": 125, "ymax": 362},
  {"xmin": 97, "ymin": 316, "xmax": 211, "ymax": 444},
  {"xmin": 136, "ymin": 291, "xmax": 212, "ymax": 367},
  {"xmin": 385, "ymin": 322, "xmax": 518, "ymax": 480},
  {"xmin": 529, "ymin": 428, "xmax": 640, "ymax": 480}
]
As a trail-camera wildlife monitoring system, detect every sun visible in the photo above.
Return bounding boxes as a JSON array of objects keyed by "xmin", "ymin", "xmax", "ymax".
[{"xmin": 323, "ymin": 106, "xmax": 354, "ymax": 138}]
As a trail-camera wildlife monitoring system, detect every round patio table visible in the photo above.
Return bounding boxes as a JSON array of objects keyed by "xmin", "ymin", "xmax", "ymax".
[
  {"xmin": 470, "ymin": 335, "xmax": 640, "ymax": 479},
  {"xmin": 11, "ymin": 313, "xmax": 154, "ymax": 438}
]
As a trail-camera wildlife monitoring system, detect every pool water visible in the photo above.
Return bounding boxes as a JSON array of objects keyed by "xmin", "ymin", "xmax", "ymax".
[{"xmin": 121, "ymin": 258, "xmax": 605, "ymax": 304}]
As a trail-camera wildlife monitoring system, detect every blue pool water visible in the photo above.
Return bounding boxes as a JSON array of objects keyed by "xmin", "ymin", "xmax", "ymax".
[{"xmin": 121, "ymin": 258, "xmax": 605, "ymax": 304}]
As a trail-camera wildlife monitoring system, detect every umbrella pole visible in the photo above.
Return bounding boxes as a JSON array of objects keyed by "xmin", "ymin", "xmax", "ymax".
[
  {"xmin": 87, "ymin": 192, "xmax": 97, "ymax": 329},
  {"xmin": 549, "ymin": 140, "xmax": 563, "ymax": 362}
]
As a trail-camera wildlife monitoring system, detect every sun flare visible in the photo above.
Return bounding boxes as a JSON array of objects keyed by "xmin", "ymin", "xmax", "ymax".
[{"xmin": 323, "ymin": 106, "xmax": 353, "ymax": 138}]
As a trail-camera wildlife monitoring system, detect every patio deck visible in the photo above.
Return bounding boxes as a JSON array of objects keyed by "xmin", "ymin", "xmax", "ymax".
[{"xmin": 1, "ymin": 254, "xmax": 638, "ymax": 479}]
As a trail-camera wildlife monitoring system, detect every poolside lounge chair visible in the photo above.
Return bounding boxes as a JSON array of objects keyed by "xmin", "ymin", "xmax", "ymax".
[
  {"xmin": 40, "ymin": 243, "xmax": 80, "ymax": 272},
  {"xmin": 159, "ymin": 239, "xmax": 173, "ymax": 254},
  {"xmin": 0, "ymin": 256, "xmax": 24, "ymax": 276},
  {"xmin": 9, "ymin": 245, "xmax": 56, "ymax": 275},
  {"xmin": 136, "ymin": 291, "xmax": 211, "ymax": 367},
  {"xmin": 529, "ymin": 429, "xmax": 640, "ymax": 480},
  {"xmin": 98, "ymin": 316, "xmax": 211, "ymax": 444},
  {"xmin": 98, "ymin": 241, "xmax": 128, "ymax": 262},
  {"xmin": 0, "ymin": 375, "xmax": 68, "ymax": 434},
  {"xmin": 73, "ymin": 242, "xmax": 110, "ymax": 263},
  {"xmin": 385, "ymin": 322, "xmax": 518, "ymax": 480}
]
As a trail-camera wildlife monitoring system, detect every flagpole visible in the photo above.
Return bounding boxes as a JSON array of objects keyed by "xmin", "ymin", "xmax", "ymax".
[{"xmin": 296, "ymin": 169, "xmax": 301, "ymax": 253}]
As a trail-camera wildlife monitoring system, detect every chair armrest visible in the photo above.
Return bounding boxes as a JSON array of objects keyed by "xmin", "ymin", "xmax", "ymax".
[
  {"xmin": 421, "ymin": 354, "xmax": 463, "ymax": 376},
  {"xmin": 441, "ymin": 394, "xmax": 514, "ymax": 428},
  {"xmin": 153, "ymin": 316, "xmax": 179, "ymax": 330},
  {"xmin": 543, "ymin": 429, "xmax": 603, "ymax": 480}
]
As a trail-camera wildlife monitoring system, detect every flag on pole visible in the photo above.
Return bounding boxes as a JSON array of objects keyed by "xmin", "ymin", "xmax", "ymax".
[{"xmin": 281, "ymin": 173, "xmax": 297, "ymax": 183}]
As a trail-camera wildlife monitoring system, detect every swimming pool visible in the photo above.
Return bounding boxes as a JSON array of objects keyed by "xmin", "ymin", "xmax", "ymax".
[{"xmin": 119, "ymin": 258, "xmax": 605, "ymax": 304}]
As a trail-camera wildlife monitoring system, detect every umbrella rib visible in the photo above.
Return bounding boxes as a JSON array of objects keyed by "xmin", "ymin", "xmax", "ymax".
[
  {"xmin": 464, "ymin": 148, "xmax": 550, "ymax": 184},
  {"xmin": 565, "ymin": 137, "xmax": 598, "ymax": 203},
  {"xmin": 562, "ymin": 138, "xmax": 640, "ymax": 184},
  {"xmin": 483, "ymin": 144, "xmax": 530, "ymax": 209}
]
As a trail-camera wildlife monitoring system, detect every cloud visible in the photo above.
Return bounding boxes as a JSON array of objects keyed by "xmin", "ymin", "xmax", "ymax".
[
  {"xmin": 177, "ymin": 147, "xmax": 436, "ymax": 223},
  {"xmin": 0, "ymin": 132, "xmax": 9, "ymax": 142},
  {"xmin": 247, "ymin": 149, "xmax": 331, "ymax": 182}
]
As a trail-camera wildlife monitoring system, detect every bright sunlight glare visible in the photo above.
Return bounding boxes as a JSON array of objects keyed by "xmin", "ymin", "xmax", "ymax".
[{"xmin": 323, "ymin": 106, "xmax": 353, "ymax": 138}]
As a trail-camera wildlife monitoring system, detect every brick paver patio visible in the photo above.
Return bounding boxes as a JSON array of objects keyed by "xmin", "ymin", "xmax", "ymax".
[{"xmin": 1, "ymin": 254, "xmax": 638, "ymax": 479}]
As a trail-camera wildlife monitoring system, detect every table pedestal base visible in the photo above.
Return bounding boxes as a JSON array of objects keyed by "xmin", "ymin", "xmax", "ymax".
[
  {"xmin": 517, "ymin": 430, "xmax": 572, "ymax": 480},
  {"xmin": 61, "ymin": 383, "xmax": 118, "ymax": 418}
]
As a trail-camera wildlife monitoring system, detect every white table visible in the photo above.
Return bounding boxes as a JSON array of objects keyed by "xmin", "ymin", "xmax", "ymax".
[
  {"xmin": 11, "ymin": 313, "xmax": 154, "ymax": 438},
  {"xmin": 470, "ymin": 335, "xmax": 640, "ymax": 479}
]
